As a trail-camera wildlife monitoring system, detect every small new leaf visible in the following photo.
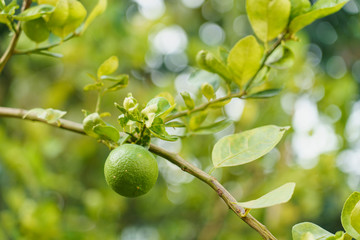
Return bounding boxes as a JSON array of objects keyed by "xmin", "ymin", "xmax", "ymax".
[
  {"xmin": 24, "ymin": 108, "xmax": 67, "ymax": 125},
  {"xmin": 97, "ymin": 56, "xmax": 119, "ymax": 78},
  {"xmin": 212, "ymin": 125, "xmax": 289, "ymax": 168},
  {"xmin": 236, "ymin": 182, "xmax": 295, "ymax": 209},
  {"xmin": 93, "ymin": 125, "xmax": 120, "ymax": 142},
  {"xmin": 180, "ymin": 91, "xmax": 195, "ymax": 110},
  {"xmin": 266, "ymin": 45, "xmax": 295, "ymax": 69},
  {"xmin": 201, "ymin": 82, "xmax": 215, "ymax": 101},
  {"xmin": 196, "ymin": 50, "xmax": 232, "ymax": 82}
]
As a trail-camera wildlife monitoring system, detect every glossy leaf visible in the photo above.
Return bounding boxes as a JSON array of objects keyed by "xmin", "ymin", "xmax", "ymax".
[
  {"xmin": 236, "ymin": 182, "xmax": 295, "ymax": 209},
  {"xmin": 93, "ymin": 125, "xmax": 120, "ymax": 142},
  {"xmin": 246, "ymin": 0, "xmax": 291, "ymax": 42},
  {"xmin": 191, "ymin": 120, "xmax": 232, "ymax": 135},
  {"xmin": 289, "ymin": 0, "xmax": 349, "ymax": 34},
  {"xmin": 212, "ymin": 125, "xmax": 289, "ymax": 168},
  {"xmin": 97, "ymin": 56, "xmax": 119, "ymax": 78},
  {"xmin": 82, "ymin": 0, "xmax": 107, "ymax": 33},
  {"xmin": 227, "ymin": 36, "xmax": 263, "ymax": 87},
  {"xmin": 105, "ymin": 75, "xmax": 129, "ymax": 92},
  {"xmin": 145, "ymin": 97, "xmax": 175, "ymax": 118},
  {"xmin": 290, "ymin": 0, "xmax": 311, "ymax": 20},
  {"xmin": 246, "ymin": 88, "xmax": 282, "ymax": 99},
  {"xmin": 292, "ymin": 222, "xmax": 334, "ymax": 240},
  {"xmin": 341, "ymin": 192, "xmax": 360, "ymax": 239},
  {"xmin": 14, "ymin": 4, "xmax": 54, "ymax": 21}
]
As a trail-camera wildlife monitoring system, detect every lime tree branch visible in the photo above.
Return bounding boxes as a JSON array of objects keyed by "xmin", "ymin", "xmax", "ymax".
[
  {"xmin": 0, "ymin": 106, "xmax": 277, "ymax": 240},
  {"xmin": 0, "ymin": 0, "xmax": 32, "ymax": 73},
  {"xmin": 165, "ymin": 33, "xmax": 287, "ymax": 123}
]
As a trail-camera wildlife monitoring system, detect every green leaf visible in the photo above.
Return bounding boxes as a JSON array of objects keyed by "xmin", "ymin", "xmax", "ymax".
[
  {"xmin": 165, "ymin": 121, "xmax": 186, "ymax": 128},
  {"xmin": 246, "ymin": 0, "xmax": 290, "ymax": 42},
  {"xmin": 14, "ymin": 4, "xmax": 55, "ymax": 21},
  {"xmin": 180, "ymin": 91, "xmax": 195, "ymax": 110},
  {"xmin": 191, "ymin": 120, "xmax": 232, "ymax": 135},
  {"xmin": 188, "ymin": 70, "xmax": 221, "ymax": 92},
  {"xmin": 290, "ymin": 0, "xmax": 311, "ymax": 20},
  {"xmin": 149, "ymin": 118, "xmax": 177, "ymax": 141},
  {"xmin": 236, "ymin": 182, "xmax": 295, "ymax": 209},
  {"xmin": 100, "ymin": 74, "xmax": 128, "ymax": 82},
  {"xmin": 83, "ymin": 82, "xmax": 103, "ymax": 91},
  {"xmin": 24, "ymin": 108, "xmax": 67, "ymax": 124},
  {"xmin": 93, "ymin": 125, "xmax": 120, "ymax": 142},
  {"xmin": 350, "ymin": 201, "xmax": 360, "ymax": 234},
  {"xmin": 146, "ymin": 97, "xmax": 170, "ymax": 117},
  {"xmin": 82, "ymin": 0, "xmax": 107, "ymax": 34},
  {"xmin": 341, "ymin": 192, "xmax": 360, "ymax": 239},
  {"xmin": 201, "ymin": 82, "xmax": 215, "ymax": 101},
  {"xmin": 212, "ymin": 125, "xmax": 289, "ymax": 168},
  {"xmin": 105, "ymin": 75, "xmax": 129, "ymax": 92},
  {"xmin": 289, "ymin": 0, "xmax": 349, "ymax": 34},
  {"xmin": 189, "ymin": 111, "xmax": 208, "ymax": 130},
  {"xmin": 292, "ymin": 222, "xmax": 334, "ymax": 240},
  {"xmin": 246, "ymin": 88, "xmax": 282, "ymax": 99},
  {"xmin": 97, "ymin": 56, "xmax": 119, "ymax": 78},
  {"xmin": 227, "ymin": 35, "xmax": 263, "ymax": 87},
  {"xmin": 196, "ymin": 50, "xmax": 232, "ymax": 82}
]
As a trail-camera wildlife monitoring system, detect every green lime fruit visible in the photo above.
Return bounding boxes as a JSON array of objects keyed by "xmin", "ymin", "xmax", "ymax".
[
  {"xmin": 47, "ymin": 0, "xmax": 69, "ymax": 28},
  {"xmin": 22, "ymin": 18, "xmax": 50, "ymax": 43},
  {"xmin": 104, "ymin": 144, "xmax": 158, "ymax": 198},
  {"xmin": 52, "ymin": 0, "xmax": 87, "ymax": 38},
  {"xmin": 82, "ymin": 112, "xmax": 105, "ymax": 138}
]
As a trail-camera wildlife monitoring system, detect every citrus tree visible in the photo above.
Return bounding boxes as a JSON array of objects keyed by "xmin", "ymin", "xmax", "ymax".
[{"xmin": 0, "ymin": 0, "xmax": 359, "ymax": 239}]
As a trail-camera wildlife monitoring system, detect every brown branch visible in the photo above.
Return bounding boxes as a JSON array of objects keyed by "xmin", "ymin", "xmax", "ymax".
[
  {"xmin": 0, "ymin": 106, "xmax": 277, "ymax": 240},
  {"xmin": 0, "ymin": 0, "xmax": 32, "ymax": 73}
]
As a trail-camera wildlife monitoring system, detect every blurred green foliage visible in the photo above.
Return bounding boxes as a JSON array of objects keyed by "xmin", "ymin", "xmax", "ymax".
[{"xmin": 1, "ymin": 0, "xmax": 360, "ymax": 239}]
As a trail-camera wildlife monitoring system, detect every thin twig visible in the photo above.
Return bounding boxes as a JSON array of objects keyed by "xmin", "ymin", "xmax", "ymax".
[
  {"xmin": 0, "ymin": 106, "xmax": 277, "ymax": 240},
  {"xmin": 0, "ymin": 0, "xmax": 32, "ymax": 73}
]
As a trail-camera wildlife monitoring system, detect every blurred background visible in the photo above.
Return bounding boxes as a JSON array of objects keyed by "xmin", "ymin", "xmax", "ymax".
[{"xmin": 1, "ymin": 0, "xmax": 360, "ymax": 239}]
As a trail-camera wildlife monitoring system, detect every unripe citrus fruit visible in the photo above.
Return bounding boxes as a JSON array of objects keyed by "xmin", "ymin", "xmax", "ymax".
[
  {"xmin": 52, "ymin": 0, "xmax": 86, "ymax": 37},
  {"xmin": 47, "ymin": 0, "xmax": 69, "ymax": 28},
  {"xmin": 104, "ymin": 144, "xmax": 158, "ymax": 198},
  {"xmin": 22, "ymin": 18, "xmax": 50, "ymax": 43}
]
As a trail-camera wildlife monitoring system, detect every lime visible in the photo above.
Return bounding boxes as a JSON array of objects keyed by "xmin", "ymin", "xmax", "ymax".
[
  {"xmin": 22, "ymin": 18, "xmax": 50, "ymax": 43},
  {"xmin": 104, "ymin": 144, "xmax": 158, "ymax": 198}
]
